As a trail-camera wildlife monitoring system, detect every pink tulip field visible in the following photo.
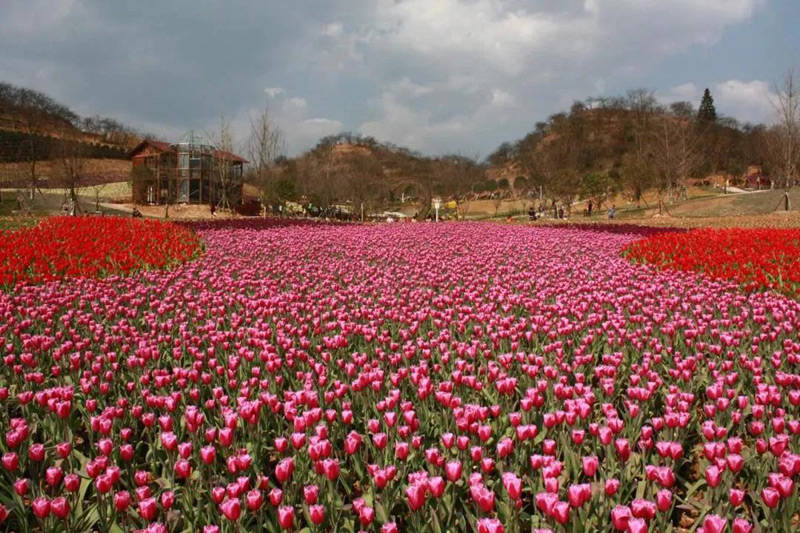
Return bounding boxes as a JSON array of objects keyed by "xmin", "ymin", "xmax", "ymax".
[{"xmin": 1, "ymin": 218, "xmax": 800, "ymax": 533}]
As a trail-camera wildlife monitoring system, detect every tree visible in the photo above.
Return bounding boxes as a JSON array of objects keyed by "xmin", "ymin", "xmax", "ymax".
[
  {"xmin": 211, "ymin": 114, "xmax": 237, "ymax": 209},
  {"xmin": 247, "ymin": 104, "xmax": 284, "ymax": 208},
  {"xmin": 52, "ymin": 138, "xmax": 87, "ymax": 215},
  {"xmin": 697, "ymin": 88, "xmax": 717, "ymax": 123},
  {"xmin": 771, "ymin": 69, "xmax": 800, "ymax": 188},
  {"xmin": 651, "ymin": 114, "xmax": 700, "ymax": 205}
]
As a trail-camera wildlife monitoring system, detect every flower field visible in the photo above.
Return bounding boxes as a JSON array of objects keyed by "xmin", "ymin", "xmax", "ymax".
[
  {"xmin": 625, "ymin": 228, "xmax": 800, "ymax": 297},
  {"xmin": 0, "ymin": 216, "xmax": 202, "ymax": 288},
  {"xmin": 1, "ymin": 219, "xmax": 800, "ymax": 532}
]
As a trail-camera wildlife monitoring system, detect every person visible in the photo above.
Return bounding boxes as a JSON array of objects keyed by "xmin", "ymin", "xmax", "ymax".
[
  {"xmin": 210, "ymin": 203, "xmax": 216, "ymax": 216},
  {"xmin": 132, "ymin": 206, "xmax": 142, "ymax": 218},
  {"xmin": 607, "ymin": 205, "xmax": 616, "ymax": 219},
  {"xmin": 587, "ymin": 200, "xmax": 593, "ymax": 216},
  {"xmin": 528, "ymin": 206, "xmax": 537, "ymax": 221}
]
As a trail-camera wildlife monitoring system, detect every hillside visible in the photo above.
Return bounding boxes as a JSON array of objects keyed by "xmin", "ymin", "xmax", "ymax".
[
  {"xmin": 485, "ymin": 93, "xmax": 774, "ymax": 209},
  {"xmin": 0, "ymin": 82, "xmax": 139, "ymax": 188},
  {"xmin": 258, "ymin": 134, "xmax": 486, "ymax": 218}
]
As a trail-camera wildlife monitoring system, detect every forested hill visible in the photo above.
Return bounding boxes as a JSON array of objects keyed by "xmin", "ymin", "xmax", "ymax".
[
  {"xmin": 0, "ymin": 81, "xmax": 141, "ymax": 163},
  {"xmin": 485, "ymin": 90, "xmax": 775, "ymax": 204}
]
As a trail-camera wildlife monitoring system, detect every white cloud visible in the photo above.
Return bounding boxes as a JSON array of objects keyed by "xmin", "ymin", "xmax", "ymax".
[
  {"xmin": 713, "ymin": 79, "xmax": 776, "ymax": 124},
  {"xmin": 264, "ymin": 87, "xmax": 284, "ymax": 98},
  {"xmin": 660, "ymin": 79, "xmax": 777, "ymax": 124},
  {"xmin": 320, "ymin": 0, "xmax": 765, "ymax": 153}
]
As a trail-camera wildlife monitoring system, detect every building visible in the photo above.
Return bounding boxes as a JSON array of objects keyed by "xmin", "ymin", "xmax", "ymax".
[{"xmin": 129, "ymin": 133, "xmax": 246, "ymax": 205}]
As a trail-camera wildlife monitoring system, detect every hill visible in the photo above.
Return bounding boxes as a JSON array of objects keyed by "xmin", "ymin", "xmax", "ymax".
[
  {"xmin": 255, "ymin": 133, "xmax": 486, "ymax": 219},
  {"xmin": 485, "ymin": 91, "xmax": 776, "ymax": 213}
]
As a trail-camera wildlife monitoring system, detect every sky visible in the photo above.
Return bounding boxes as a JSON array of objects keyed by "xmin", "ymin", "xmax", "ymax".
[{"xmin": 1, "ymin": 0, "xmax": 798, "ymax": 158}]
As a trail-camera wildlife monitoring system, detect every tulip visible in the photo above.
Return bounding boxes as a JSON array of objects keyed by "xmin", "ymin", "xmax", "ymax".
[
  {"xmin": 605, "ymin": 478, "xmax": 620, "ymax": 496},
  {"xmin": 656, "ymin": 489, "xmax": 671, "ymax": 512},
  {"xmin": 382, "ymin": 522, "xmax": 399, "ymax": 533},
  {"xmin": 310, "ymin": 504, "xmax": 325, "ymax": 524},
  {"xmin": 729, "ymin": 488, "xmax": 745, "ymax": 506},
  {"xmin": 610, "ymin": 505, "xmax": 631, "ymax": 531},
  {"xmin": 238, "ymin": 488, "xmax": 259, "ymax": 512},
  {"xmin": 304, "ymin": 484, "xmax": 319, "ymax": 504},
  {"xmin": 702, "ymin": 515, "xmax": 727, "ymax": 533},
  {"xmin": 13, "ymin": 478, "xmax": 29, "ymax": 496},
  {"xmin": 477, "ymin": 518, "xmax": 505, "ymax": 533},
  {"xmin": 275, "ymin": 457, "xmax": 294, "ymax": 483},
  {"xmin": 733, "ymin": 518, "xmax": 753, "ymax": 533},
  {"xmin": 445, "ymin": 460, "xmax": 462, "ymax": 482},
  {"xmin": 704, "ymin": 465, "xmax": 721, "ymax": 488},
  {"xmin": 33, "ymin": 497, "xmax": 51, "ymax": 519},
  {"xmin": 114, "ymin": 491, "xmax": 131, "ymax": 511},
  {"xmin": 582, "ymin": 455, "xmax": 598, "ymax": 477},
  {"xmin": 269, "ymin": 488, "xmax": 283, "ymax": 507},
  {"xmin": 278, "ymin": 506, "xmax": 294, "ymax": 529},
  {"xmin": 139, "ymin": 497, "xmax": 158, "ymax": 521},
  {"xmin": 761, "ymin": 487, "xmax": 780, "ymax": 508},
  {"xmin": 220, "ymin": 498, "xmax": 241, "ymax": 521},
  {"xmin": 551, "ymin": 501, "xmax": 570, "ymax": 525},
  {"xmin": 161, "ymin": 490, "xmax": 175, "ymax": 510},
  {"xmin": 502, "ymin": 472, "xmax": 522, "ymax": 500}
]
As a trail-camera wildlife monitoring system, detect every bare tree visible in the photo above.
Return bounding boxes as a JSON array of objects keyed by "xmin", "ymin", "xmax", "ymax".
[
  {"xmin": 210, "ymin": 113, "xmax": 237, "ymax": 210},
  {"xmin": 53, "ymin": 138, "xmax": 87, "ymax": 215},
  {"xmin": 247, "ymin": 105, "xmax": 284, "ymax": 209},
  {"xmin": 651, "ymin": 115, "xmax": 700, "ymax": 206},
  {"xmin": 771, "ymin": 69, "xmax": 800, "ymax": 189}
]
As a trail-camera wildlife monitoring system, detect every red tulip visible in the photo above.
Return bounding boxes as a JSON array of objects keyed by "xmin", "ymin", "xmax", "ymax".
[
  {"xmin": 445, "ymin": 460, "xmax": 462, "ymax": 482},
  {"xmin": 13, "ymin": 478, "xmax": 29, "ymax": 496},
  {"xmin": 32, "ymin": 497, "xmax": 50, "ymax": 519},
  {"xmin": 310, "ymin": 504, "xmax": 325, "ymax": 524},
  {"xmin": 406, "ymin": 483, "xmax": 426, "ymax": 511},
  {"xmin": 477, "ymin": 518, "xmax": 505, "ymax": 533},
  {"xmin": 114, "ymin": 491, "xmax": 131, "ymax": 511},
  {"xmin": 220, "ymin": 498, "xmax": 241, "ymax": 521},
  {"xmin": 139, "ymin": 497, "xmax": 158, "ymax": 521},
  {"xmin": 702, "ymin": 515, "xmax": 727, "ymax": 533},
  {"xmin": 246, "ymin": 489, "xmax": 262, "ymax": 511},
  {"xmin": 610, "ymin": 505, "xmax": 631, "ymax": 531},
  {"xmin": 656, "ymin": 489, "xmax": 671, "ymax": 512},
  {"xmin": 582, "ymin": 456, "xmax": 598, "ymax": 477},
  {"xmin": 605, "ymin": 478, "xmax": 620, "ymax": 496},
  {"xmin": 278, "ymin": 506, "xmax": 294, "ymax": 529},
  {"xmin": 64, "ymin": 473, "xmax": 80, "ymax": 492},
  {"xmin": 761, "ymin": 487, "xmax": 780, "ymax": 508},
  {"xmin": 733, "ymin": 518, "xmax": 753, "ymax": 533},
  {"xmin": 275, "ymin": 457, "xmax": 294, "ymax": 483}
]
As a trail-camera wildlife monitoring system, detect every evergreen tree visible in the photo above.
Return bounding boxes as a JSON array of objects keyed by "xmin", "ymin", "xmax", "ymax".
[{"xmin": 697, "ymin": 88, "xmax": 717, "ymax": 122}]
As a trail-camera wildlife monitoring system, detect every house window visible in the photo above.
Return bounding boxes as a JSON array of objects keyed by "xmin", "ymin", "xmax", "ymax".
[{"xmin": 178, "ymin": 153, "xmax": 189, "ymax": 169}]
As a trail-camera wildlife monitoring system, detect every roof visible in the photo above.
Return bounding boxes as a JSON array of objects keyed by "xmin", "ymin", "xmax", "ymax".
[
  {"xmin": 128, "ymin": 139, "xmax": 248, "ymax": 163},
  {"xmin": 128, "ymin": 139, "xmax": 172, "ymax": 158},
  {"xmin": 214, "ymin": 149, "xmax": 248, "ymax": 163}
]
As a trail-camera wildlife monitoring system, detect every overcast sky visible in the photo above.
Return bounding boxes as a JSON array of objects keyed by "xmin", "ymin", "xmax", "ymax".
[{"xmin": 1, "ymin": 0, "xmax": 797, "ymax": 158}]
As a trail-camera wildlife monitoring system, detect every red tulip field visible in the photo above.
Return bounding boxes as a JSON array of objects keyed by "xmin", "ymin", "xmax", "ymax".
[
  {"xmin": 1, "ymin": 218, "xmax": 800, "ymax": 533},
  {"xmin": 625, "ymin": 228, "xmax": 800, "ymax": 297}
]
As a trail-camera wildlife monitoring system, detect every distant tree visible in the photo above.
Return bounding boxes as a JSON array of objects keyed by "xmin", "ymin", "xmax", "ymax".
[
  {"xmin": 211, "ymin": 113, "xmax": 237, "ymax": 209},
  {"xmin": 247, "ymin": 104, "xmax": 284, "ymax": 209},
  {"xmin": 771, "ymin": 68, "xmax": 800, "ymax": 188},
  {"xmin": 52, "ymin": 138, "xmax": 88, "ymax": 215},
  {"xmin": 669, "ymin": 101, "xmax": 694, "ymax": 118},
  {"xmin": 697, "ymin": 88, "xmax": 717, "ymax": 122}
]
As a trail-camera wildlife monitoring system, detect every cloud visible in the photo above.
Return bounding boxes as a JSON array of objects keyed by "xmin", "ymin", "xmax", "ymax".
[
  {"xmin": 0, "ymin": 0, "xmax": 772, "ymax": 156},
  {"xmin": 659, "ymin": 79, "xmax": 777, "ymax": 124},
  {"xmin": 713, "ymin": 80, "xmax": 776, "ymax": 124}
]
